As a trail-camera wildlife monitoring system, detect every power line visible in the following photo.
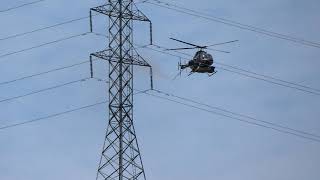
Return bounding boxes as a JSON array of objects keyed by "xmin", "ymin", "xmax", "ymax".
[
  {"xmin": 217, "ymin": 67, "xmax": 320, "ymax": 96},
  {"xmin": 0, "ymin": 0, "xmax": 45, "ymax": 13},
  {"xmin": 0, "ymin": 16, "xmax": 91, "ymax": 41},
  {"xmin": 0, "ymin": 58, "xmax": 98, "ymax": 86},
  {"xmin": 0, "ymin": 78, "xmax": 90, "ymax": 104},
  {"xmin": 0, "ymin": 100, "xmax": 107, "ymax": 131},
  {"xmin": 0, "ymin": 32, "xmax": 90, "ymax": 61},
  {"xmin": 147, "ymin": 0, "xmax": 320, "ymax": 49},
  {"xmin": 141, "ymin": 90, "xmax": 320, "ymax": 143},
  {"xmin": 152, "ymin": 89, "xmax": 320, "ymax": 139},
  {"xmin": 215, "ymin": 62, "xmax": 320, "ymax": 93}
]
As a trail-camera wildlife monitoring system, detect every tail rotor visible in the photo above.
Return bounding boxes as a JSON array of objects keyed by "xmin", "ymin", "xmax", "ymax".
[{"xmin": 173, "ymin": 58, "xmax": 183, "ymax": 80}]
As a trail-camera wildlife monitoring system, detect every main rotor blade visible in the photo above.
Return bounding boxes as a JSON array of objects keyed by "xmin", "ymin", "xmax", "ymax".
[
  {"xmin": 166, "ymin": 47, "xmax": 198, "ymax": 51},
  {"xmin": 208, "ymin": 48, "xmax": 231, "ymax": 53},
  {"xmin": 170, "ymin": 38, "xmax": 201, "ymax": 47},
  {"xmin": 206, "ymin": 40, "xmax": 239, "ymax": 47}
]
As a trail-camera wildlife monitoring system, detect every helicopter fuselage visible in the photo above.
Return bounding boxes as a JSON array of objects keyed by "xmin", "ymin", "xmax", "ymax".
[{"xmin": 181, "ymin": 50, "xmax": 216, "ymax": 74}]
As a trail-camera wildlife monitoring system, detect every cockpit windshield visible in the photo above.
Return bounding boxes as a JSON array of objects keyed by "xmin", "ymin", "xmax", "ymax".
[
  {"xmin": 193, "ymin": 51, "xmax": 213, "ymax": 61},
  {"xmin": 193, "ymin": 51, "xmax": 205, "ymax": 59}
]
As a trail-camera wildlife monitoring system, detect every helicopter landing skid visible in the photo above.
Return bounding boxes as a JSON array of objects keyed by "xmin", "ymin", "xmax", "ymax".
[
  {"xmin": 208, "ymin": 71, "xmax": 217, "ymax": 77},
  {"xmin": 188, "ymin": 72, "xmax": 195, "ymax": 76}
]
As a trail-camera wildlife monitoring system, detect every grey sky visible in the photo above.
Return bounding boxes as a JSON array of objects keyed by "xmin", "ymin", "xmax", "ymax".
[{"xmin": 0, "ymin": 0, "xmax": 319, "ymax": 180}]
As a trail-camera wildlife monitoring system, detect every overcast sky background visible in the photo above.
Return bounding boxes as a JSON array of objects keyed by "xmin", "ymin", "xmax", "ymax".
[{"xmin": 0, "ymin": 0, "xmax": 320, "ymax": 179}]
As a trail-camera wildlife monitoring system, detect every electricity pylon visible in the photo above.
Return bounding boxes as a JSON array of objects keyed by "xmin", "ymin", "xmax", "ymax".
[{"xmin": 89, "ymin": 0, "xmax": 153, "ymax": 179}]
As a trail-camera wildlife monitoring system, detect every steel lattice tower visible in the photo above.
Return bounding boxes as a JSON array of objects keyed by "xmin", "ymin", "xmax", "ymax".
[{"xmin": 89, "ymin": 0, "xmax": 152, "ymax": 180}]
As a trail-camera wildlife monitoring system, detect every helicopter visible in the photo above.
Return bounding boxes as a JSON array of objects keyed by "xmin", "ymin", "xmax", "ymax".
[{"xmin": 167, "ymin": 38, "xmax": 238, "ymax": 77}]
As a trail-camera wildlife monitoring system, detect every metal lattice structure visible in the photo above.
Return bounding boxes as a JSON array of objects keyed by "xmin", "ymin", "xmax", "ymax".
[{"xmin": 89, "ymin": 0, "xmax": 152, "ymax": 180}]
